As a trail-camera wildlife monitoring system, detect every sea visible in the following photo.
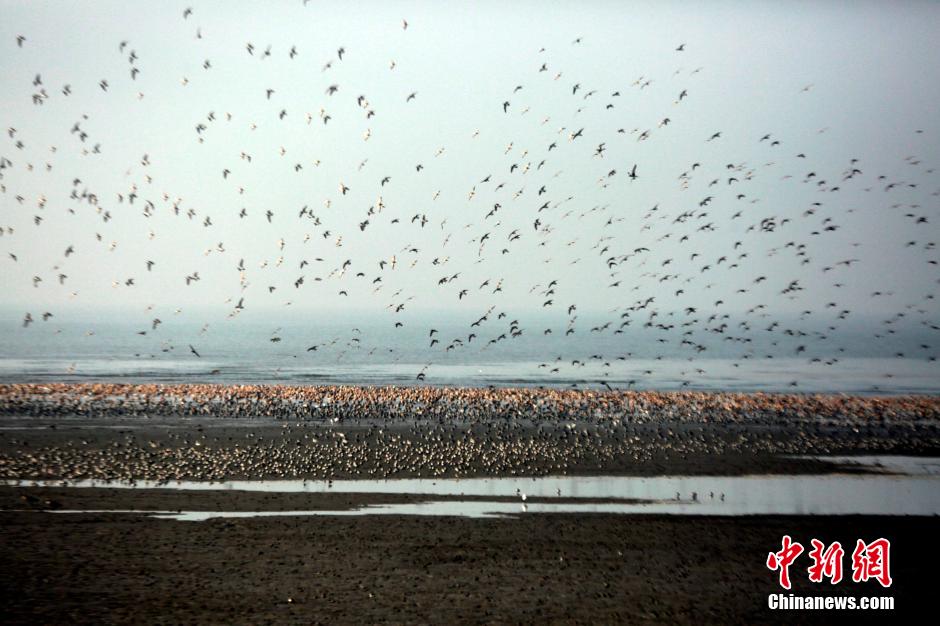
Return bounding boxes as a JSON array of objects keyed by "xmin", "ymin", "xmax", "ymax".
[{"xmin": 0, "ymin": 315, "xmax": 938, "ymax": 394}]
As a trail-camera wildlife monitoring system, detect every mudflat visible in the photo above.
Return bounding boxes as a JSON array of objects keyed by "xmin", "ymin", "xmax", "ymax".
[
  {"xmin": 1, "ymin": 384, "xmax": 935, "ymax": 623},
  {"xmin": 0, "ymin": 507, "xmax": 930, "ymax": 624}
]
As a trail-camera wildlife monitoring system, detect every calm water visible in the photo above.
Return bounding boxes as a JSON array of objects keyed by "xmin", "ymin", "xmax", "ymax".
[
  {"xmin": 1, "ymin": 318, "xmax": 938, "ymax": 393},
  {"xmin": 13, "ymin": 457, "xmax": 940, "ymax": 519}
]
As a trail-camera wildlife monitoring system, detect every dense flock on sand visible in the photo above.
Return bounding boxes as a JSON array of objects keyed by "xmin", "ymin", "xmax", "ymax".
[
  {"xmin": 3, "ymin": 383, "xmax": 940, "ymax": 422},
  {"xmin": 1, "ymin": 383, "xmax": 937, "ymax": 482}
]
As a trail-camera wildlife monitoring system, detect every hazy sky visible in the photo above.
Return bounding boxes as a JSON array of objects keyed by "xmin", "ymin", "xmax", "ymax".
[{"xmin": 1, "ymin": 0, "xmax": 938, "ymax": 341}]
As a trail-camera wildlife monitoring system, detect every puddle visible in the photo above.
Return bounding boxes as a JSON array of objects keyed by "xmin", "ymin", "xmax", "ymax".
[
  {"xmin": 5, "ymin": 456, "xmax": 940, "ymax": 519},
  {"xmin": 29, "ymin": 474, "xmax": 940, "ymax": 520},
  {"xmin": 129, "ymin": 479, "xmax": 940, "ymax": 519}
]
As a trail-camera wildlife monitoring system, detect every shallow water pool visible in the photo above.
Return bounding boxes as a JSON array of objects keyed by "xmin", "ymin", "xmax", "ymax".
[{"xmin": 7, "ymin": 456, "xmax": 939, "ymax": 519}]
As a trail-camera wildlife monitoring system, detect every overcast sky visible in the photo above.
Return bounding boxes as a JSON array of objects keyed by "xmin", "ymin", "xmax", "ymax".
[{"xmin": 1, "ymin": 0, "xmax": 938, "ymax": 339}]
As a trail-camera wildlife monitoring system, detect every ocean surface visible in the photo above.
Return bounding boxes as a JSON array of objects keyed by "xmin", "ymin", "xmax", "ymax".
[{"xmin": 1, "ymin": 317, "xmax": 938, "ymax": 394}]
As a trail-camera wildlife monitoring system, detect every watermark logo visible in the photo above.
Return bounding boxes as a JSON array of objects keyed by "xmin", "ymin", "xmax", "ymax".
[
  {"xmin": 851, "ymin": 538, "xmax": 892, "ymax": 588},
  {"xmin": 766, "ymin": 534, "xmax": 804, "ymax": 589},
  {"xmin": 807, "ymin": 539, "xmax": 844, "ymax": 584},
  {"xmin": 767, "ymin": 536, "xmax": 892, "ymax": 589}
]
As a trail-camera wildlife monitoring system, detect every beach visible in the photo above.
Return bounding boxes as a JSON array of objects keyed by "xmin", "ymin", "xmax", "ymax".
[
  {"xmin": 0, "ymin": 506, "xmax": 933, "ymax": 623},
  {"xmin": 0, "ymin": 383, "xmax": 937, "ymax": 622}
]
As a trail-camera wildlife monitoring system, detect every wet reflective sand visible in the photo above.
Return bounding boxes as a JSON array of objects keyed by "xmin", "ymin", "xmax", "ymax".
[{"xmin": 10, "ymin": 456, "xmax": 939, "ymax": 518}]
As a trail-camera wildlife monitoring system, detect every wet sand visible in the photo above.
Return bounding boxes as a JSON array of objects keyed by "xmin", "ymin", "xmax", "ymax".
[
  {"xmin": 0, "ymin": 486, "xmax": 654, "ymax": 511},
  {"xmin": 0, "ymin": 507, "xmax": 932, "ymax": 624}
]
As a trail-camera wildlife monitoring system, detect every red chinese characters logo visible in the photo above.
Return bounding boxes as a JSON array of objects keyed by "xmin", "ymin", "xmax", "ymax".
[
  {"xmin": 767, "ymin": 536, "xmax": 892, "ymax": 588},
  {"xmin": 807, "ymin": 539, "xmax": 844, "ymax": 584},
  {"xmin": 851, "ymin": 538, "xmax": 893, "ymax": 588},
  {"xmin": 766, "ymin": 535, "xmax": 804, "ymax": 589}
]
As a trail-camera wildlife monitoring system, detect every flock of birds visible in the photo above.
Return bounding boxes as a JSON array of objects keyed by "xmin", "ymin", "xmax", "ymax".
[{"xmin": 2, "ymin": 5, "xmax": 939, "ymax": 390}]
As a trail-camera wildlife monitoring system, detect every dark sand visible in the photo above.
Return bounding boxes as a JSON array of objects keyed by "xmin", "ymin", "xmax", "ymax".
[{"xmin": 0, "ymin": 504, "xmax": 931, "ymax": 624}]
